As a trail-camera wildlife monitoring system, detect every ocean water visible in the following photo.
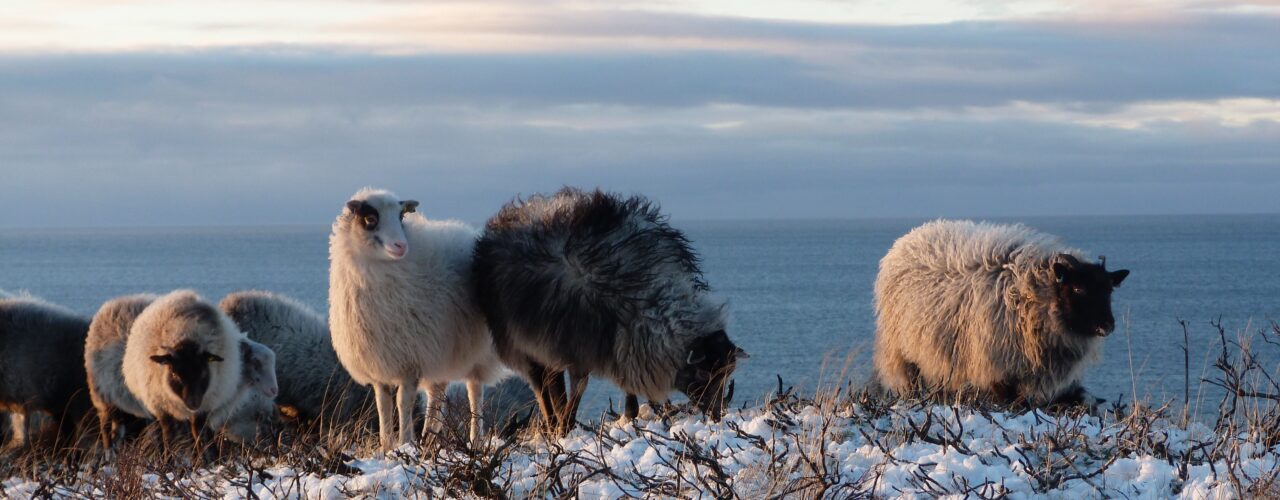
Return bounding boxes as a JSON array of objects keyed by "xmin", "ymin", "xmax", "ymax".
[{"xmin": 3, "ymin": 215, "xmax": 1278, "ymax": 418}]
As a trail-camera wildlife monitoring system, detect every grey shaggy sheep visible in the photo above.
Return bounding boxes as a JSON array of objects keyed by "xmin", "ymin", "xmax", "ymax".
[
  {"xmin": 219, "ymin": 290, "xmax": 372, "ymax": 431},
  {"xmin": 873, "ymin": 219, "xmax": 1129, "ymax": 406},
  {"xmin": 0, "ymin": 294, "xmax": 92, "ymax": 448},
  {"xmin": 473, "ymin": 187, "xmax": 748, "ymax": 435},
  {"xmin": 85, "ymin": 293, "xmax": 157, "ymax": 449},
  {"xmin": 122, "ymin": 290, "xmax": 244, "ymax": 449},
  {"xmin": 330, "ymin": 188, "xmax": 503, "ymax": 450}
]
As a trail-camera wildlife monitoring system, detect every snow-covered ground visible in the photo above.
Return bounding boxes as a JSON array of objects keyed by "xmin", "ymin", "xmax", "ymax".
[{"xmin": 4, "ymin": 395, "xmax": 1277, "ymax": 498}]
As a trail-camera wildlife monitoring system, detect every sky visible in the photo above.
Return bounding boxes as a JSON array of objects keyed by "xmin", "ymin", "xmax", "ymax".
[{"xmin": 1, "ymin": 0, "xmax": 1277, "ymax": 227}]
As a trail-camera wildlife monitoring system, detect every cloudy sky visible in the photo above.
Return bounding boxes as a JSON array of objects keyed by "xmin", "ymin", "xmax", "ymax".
[{"xmin": 1, "ymin": 1, "xmax": 1277, "ymax": 227}]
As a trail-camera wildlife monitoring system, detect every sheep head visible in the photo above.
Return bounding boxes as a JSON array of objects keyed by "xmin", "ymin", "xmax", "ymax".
[
  {"xmin": 1051, "ymin": 253, "xmax": 1130, "ymax": 337},
  {"xmin": 240, "ymin": 339, "xmax": 278, "ymax": 399},
  {"xmin": 150, "ymin": 339, "xmax": 222, "ymax": 412},
  {"xmin": 674, "ymin": 330, "xmax": 748, "ymax": 421},
  {"xmin": 340, "ymin": 189, "xmax": 419, "ymax": 261}
]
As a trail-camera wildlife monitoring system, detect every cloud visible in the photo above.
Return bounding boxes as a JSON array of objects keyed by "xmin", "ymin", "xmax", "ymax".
[
  {"xmin": 0, "ymin": 5, "xmax": 1276, "ymax": 226},
  {"xmin": 2, "ymin": 13, "xmax": 1277, "ymax": 114},
  {"xmin": 1, "ymin": 88, "xmax": 1276, "ymax": 227}
]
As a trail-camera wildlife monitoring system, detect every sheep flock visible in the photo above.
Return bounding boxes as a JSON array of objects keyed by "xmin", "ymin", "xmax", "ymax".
[{"xmin": 41, "ymin": 187, "xmax": 1280, "ymax": 499}]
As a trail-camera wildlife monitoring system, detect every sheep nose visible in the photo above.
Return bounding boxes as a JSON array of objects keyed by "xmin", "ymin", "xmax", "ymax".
[{"xmin": 387, "ymin": 242, "xmax": 407, "ymax": 259}]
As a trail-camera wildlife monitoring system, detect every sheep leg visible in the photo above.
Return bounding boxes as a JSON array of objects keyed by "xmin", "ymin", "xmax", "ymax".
[
  {"xmin": 419, "ymin": 381, "xmax": 446, "ymax": 443},
  {"xmin": 158, "ymin": 415, "xmax": 174, "ymax": 457},
  {"xmin": 524, "ymin": 363, "xmax": 560, "ymax": 433},
  {"xmin": 623, "ymin": 394, "xmax": 639, "ymax": 422},
  {"xmin": 546, "ymin": 369, "xmax": 569, "ymax": 429},
  {"xmin": 97, "ymin": 407, "xmax": 116, "ymax": 451},
  {"xmin": 8, "ymin": 412, "xmax": 27, "ymax": 447},
  {"xmin": 373, "ymin": 383, "xmax": 395, "ymax": 452},
  {"xmin": 395, "ymin": 381, "xmax": 417, "ymax": 448},
  {"xmin": 873, "ymin": 349, "xmax": 919, "ymax": 397},
  {"xmin": 559, "ymin": 370, "xmax": 589, "ymax": 436},
  {"xmin": 465, "ymin": 380, "xmax": 484, "ymax": 444}
]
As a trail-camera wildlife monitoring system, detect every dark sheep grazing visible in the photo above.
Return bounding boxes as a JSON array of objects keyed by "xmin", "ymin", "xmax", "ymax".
[
  {"xmin": 474, "ymin": 187, "xmax": 747, "ymax": 434},
  {"xmin": 0, "ymin": 295, "xmax": 93, "ymax": 449}
]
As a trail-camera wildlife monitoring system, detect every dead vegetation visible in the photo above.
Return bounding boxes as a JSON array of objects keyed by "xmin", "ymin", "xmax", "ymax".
[{"xmin": 1, "ymin": 321, "xmax": 1278, "ymax": 498}]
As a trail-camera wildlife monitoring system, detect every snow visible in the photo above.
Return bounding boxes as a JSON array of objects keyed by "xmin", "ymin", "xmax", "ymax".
[{"xmin": 3, "ymin": 400, "xmax": 1276, "ymax": 498}]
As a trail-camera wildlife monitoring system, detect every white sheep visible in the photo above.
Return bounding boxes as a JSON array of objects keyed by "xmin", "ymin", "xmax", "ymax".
[
  {"xmin": 873, "ymin": 219, "xmax": 1129, "ymax": 405},
  {"xmin": 329, "ymin": 188, "xmax": 503, "ymax": 450},
  {"xmin": 121, "ymin": 290, "xmax": 244, "ymax": 450}
]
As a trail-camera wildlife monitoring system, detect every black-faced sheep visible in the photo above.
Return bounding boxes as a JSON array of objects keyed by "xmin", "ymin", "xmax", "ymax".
[
  {"xmin": 121, "ymin": 290, "xmax": 244, "ymax": 450},
  {"xmin": 219, "ymin": 290, "xmax": 372, "ymax": 431},
  {"xmin": 0, "ymin": 294, "xmax": 92, "ymax": 448},
  {"xmin": 473, "ymin": 187, "xmax": 748, "ymax": 435},
  {"xmin": 329, "ymin": 188, "xmax": 503, "ymax": 450},
  {"xmin": 89, "ymin": 293, "xmax": 280, "ymax": 448},
  {"xmin": 873, "ymin": 219, "xmax": 1130, "ymax": 406}
]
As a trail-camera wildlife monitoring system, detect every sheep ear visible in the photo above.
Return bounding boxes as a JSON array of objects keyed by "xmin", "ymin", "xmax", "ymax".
[
  {"xmin": 1052, "ymin": 255, "xmax": 1076, "ymax": 283},
  {"xmin": 1110, "ymin": 269, "xmax": 1130, "ymax": 287},
  {"xmin": 733, "ymin": 347, "xmax": 750, "ymax": 360},
  {"xmin": 345, "ymin": 200, "xmax": 364, "ymax": 214},
  {"xmin": 150, "ymin": 354, "xmax": 174, "ymax": 365},
  {"xmin": 401, "ymin": 200, "xmax": 419, "ymax": 213}
]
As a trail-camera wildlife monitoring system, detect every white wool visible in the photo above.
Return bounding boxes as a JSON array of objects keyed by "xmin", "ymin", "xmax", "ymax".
[
  {"xmin": 121, "ymin": 290, "xmax": 245, "ymax": 422},
  {"xmin": 329, "ymin": 188, "xmax": 503, "ymax": 448}
]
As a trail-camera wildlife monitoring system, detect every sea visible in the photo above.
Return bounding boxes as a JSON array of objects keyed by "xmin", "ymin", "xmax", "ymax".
[{"xmin": 3, "ymin": 215, "xmax": 1278, "ymax": 419}]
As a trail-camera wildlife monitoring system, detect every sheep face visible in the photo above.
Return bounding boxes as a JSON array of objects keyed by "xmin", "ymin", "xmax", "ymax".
[
  {"xmin": 240, "ymin": 340, "xmax": 278, "ymax": 399},
  {"xmin": 150, "ymin": 339, "xmax": 224, "ymax": 411},
  {"xmin": 1051, "ymin": 254, "xmax": 1130, "ymax": 337},
  {"xmin": 673, "ymin": 330, "xmax": 748, "ymax": 421},
  {"xmin": 342, "ymin": 192, "xmax": 420, "ymax": 261}
]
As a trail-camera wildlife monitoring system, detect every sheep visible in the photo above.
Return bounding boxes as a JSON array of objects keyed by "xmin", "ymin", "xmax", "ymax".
[
  {"xmin": 873, "ymin": 219, "xmax": 1130, "ymax": 406},
  {"xmin": 121, "ymin": 290, "xmax": 244, "ymax": 450},
  {"xmin": 0, "ymin": 294, "xmax": 93, "ymax": 449},
  {"xmin": 85, "ymin": 293, "xmax": 157, "ymax": 449},
  {"xmin": 89, "ymin": 293, "xmax": 280, "ymax": 449},
  {"xmin": 218, "ymin": 290, "xmax": 372, "ymax": 431},
  {"xmin": 329, "ymin": 188, "xmax": 503, "ymax": 450},
  {"xmin": 206, "ymin": 338, "xmax": 278, "ymax": 444},
  {"xmin": 473, "ymin": 187, "xmax": 748, "ymax": 435}
]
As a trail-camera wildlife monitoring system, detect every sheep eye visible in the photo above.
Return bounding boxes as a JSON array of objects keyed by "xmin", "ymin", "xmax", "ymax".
[
  {"xmin": 363, "ymin": 216, "xmax": 378, "ymax": 227},
  {"xmin": 1072, "ymin": 287, "xmax": 1086, "ymax": 295},
  {"xmin": 205, "ymin": 353, "xmax": 223, "ymax": 362}
]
